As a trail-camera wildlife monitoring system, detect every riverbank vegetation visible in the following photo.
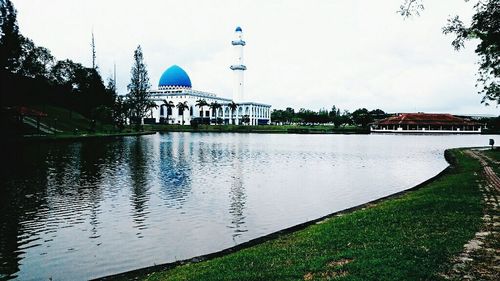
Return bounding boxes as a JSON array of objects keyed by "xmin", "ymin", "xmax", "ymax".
[{"xmin": 135, "ymin": 149, "xmax": 486, "ymax": 280}]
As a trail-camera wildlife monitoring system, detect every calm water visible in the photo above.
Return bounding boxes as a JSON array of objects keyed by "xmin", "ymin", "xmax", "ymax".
[{"xmin": 0, "ymin": 133, "xmax": 494, "ymax": 280}]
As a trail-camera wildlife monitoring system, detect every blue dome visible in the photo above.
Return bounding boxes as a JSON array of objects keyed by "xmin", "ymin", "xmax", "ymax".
[
  {"xmin": 158, "ymin": 65, "xmax": 192, "ymax": 88},
  {"xmin": 235, "ymin": 26, "xmax": 242, "ymax": 32}
]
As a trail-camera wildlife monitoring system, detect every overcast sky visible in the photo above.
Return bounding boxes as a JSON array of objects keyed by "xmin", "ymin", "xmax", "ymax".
[{"xmin": 12, "ymin": 0, "xmax": 499, "ymax": 115}]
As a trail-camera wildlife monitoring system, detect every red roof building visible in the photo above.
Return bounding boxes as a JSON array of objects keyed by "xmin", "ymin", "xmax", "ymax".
[
  {"xmin": 6, "ymin": 106, "xmax": 48, "ymax": 117},
  {"xmin": 371, "ymin": 113, "xmax": 483, "ymax": 133}
]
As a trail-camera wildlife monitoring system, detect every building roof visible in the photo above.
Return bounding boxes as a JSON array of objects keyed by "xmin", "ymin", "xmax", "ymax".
[
  {"xmin": 7, "ymin": 106, "xmax": 47, "ymax": 117},
  {"xmin": 374, "ymin": 113, "xmax": 482, "ymax": 126},
  {"xmin": 159, "ymin": 65, "xmax": 192, "ymax": 88}
]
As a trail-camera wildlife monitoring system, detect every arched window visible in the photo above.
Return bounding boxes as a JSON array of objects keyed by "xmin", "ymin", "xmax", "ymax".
[
  {"xmin": 225, "ymin": 107, "xmax": 229, "ymax": 116},
  {"xmin": 190, "ymin": 106, "xmax": 193, "ymax": 116},
  {"xmin": 167, "ymin": 107, "xmax": 172, "ymax": 115},
  {"xmin": 160, "ymin": 106, "xmax": 164, "ymax": 116}
]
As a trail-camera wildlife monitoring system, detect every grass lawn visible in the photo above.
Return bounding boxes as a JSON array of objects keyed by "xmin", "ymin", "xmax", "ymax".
[
  {"xmin": 135, "ymin": 149, "xmax": 485, "ymax": 281},
  {"xmin": 483, "ymin": 148, "xmax": 499, "ymax": 162}
]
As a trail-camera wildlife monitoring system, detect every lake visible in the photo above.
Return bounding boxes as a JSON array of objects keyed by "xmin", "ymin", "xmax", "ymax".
[{"xmin": 0, "ymin": 133, "xmax": 494, "ymax": 280}]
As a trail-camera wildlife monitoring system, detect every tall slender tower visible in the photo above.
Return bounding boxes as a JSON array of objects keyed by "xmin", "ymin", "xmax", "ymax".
[{"xmin": 230, "ymin": 26, "xmax": 246, "ymax": 102}]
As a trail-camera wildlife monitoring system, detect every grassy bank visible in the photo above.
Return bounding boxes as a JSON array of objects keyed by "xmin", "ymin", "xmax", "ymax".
[
  {"xmin": 144, "ymin": 124, "xmax": 369, "ymax": 134},
  {"xmin": 6, "ymin": 104, "xmax": 156, "ymax": 141},
  {"xmin": 118, "ymin": 149, "xmax": 485, "ymax": 281}
]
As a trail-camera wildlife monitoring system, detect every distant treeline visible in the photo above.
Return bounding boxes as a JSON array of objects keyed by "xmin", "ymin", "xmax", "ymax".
[
  {"xmin": 272, "ymin": 107, "xmax": 500, "ymax": 131},
  {"xmin": 271, "ymin": 107, "xmax": 387, "ymax": 127}
]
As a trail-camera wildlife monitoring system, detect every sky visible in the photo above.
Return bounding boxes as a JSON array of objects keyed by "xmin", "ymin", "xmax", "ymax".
[{"xmin": 12, "ymin": 0, "xmax": 499, "ymax": 115}]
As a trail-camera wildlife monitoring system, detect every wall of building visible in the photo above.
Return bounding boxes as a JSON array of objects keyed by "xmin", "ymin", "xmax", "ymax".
[{"xmin": 148, "ymin": 92, "xmax": 271, "ymax": 125}]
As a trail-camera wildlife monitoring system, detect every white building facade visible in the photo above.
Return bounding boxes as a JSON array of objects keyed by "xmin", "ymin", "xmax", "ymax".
[
  {"xmin": 146, "ymin": 27, "xmax": 271, "ymax": 126},
  {"xmin": 148, "ymin": 76, "xmax": 271, "ymax": 126}
]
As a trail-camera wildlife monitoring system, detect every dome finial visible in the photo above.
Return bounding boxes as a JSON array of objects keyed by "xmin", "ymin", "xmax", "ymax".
[{"xmin": 235, "ymin": 26, "xmax": 242, "ymax": 32}]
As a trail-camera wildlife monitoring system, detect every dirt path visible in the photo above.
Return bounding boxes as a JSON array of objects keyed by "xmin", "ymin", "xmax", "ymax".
[{"xmin": 441, "ymin": 149, "xmax": 499, "ymax": 280}]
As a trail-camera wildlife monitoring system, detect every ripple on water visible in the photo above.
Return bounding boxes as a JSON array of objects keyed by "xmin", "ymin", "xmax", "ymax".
[{"xmin": 0, "ymin": 133, "xmax": 491, "ymax": 280}]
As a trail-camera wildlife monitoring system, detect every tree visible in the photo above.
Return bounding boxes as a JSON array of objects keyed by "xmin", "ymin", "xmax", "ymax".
[
  {"xmin": 369, "ymin": 109, "xmax": 387, "ymax": 120},
  {"xmin": 317, "ymin": 108, "xmax": 330, "ymax": 124},
  {"xmin": 112, "ymin": 95, "xmax": 130, "ymax": 131},
  {"xmin": 176, "ymin": 101, "xmax": 189, "ymax": 125},
  {"xmin": 338, "ymin": 110, "xmax": 353, "ymax": 126},
  {"xmin": 18, "ymin": 37, "xmax": 54, "ymax": 78},
  {"xmin": 400, "ymin": 0, "xmax": 499, "ymax": 105},
  {"xmin": 106, "ymin": 76, "xmax": 117, "ymax": 97},
  {"xmin": 127, "ymin": 45, "xmax": 152, "ymax": 127},
  {"xmin": 209, "ymin": 101, "xmax": 221, "ymax": 124},
  {"xmin": 50, "ymin": 59, "xmax": 111, "ymax": 116},
  {"xmin": 228, "ymin": 101, "xmax": 238, "ymax": 125},
  {"xmin": 0, "ymin": 0, "xmax": 23, "ymax": 72},
  {"xmin": 195, "ymin": 99, "xmax": 208, "ymax": 123},
  {"xmin": 271, "ymin": 109, "xmax": 285, "ymax": 123},
  {"xmin": 284, "ymin": 107, "xmax": 295, "ymax": 123},
  {"xmin": 163, "ymin": 100, "xmax": 175, "ymax": 123},
  {"xmin": 50, "ymin": 59, "xmax": 82, "ymax": 88},
  {"xmin": 351, "ymin": 108, "xmax": 373, "ymax": 127},
  {"xmin": 242, "ymin": 114, "xmax": 250, "ymax": 125}
]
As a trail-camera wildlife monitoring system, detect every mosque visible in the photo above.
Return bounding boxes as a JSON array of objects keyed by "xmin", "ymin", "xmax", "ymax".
[{"xmin": 146, "ymin": 27, "xmax": 271, "ymax": 125}]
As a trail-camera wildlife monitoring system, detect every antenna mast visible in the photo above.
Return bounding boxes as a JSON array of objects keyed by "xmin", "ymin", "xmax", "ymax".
[{"xmin": 91, "ymin": 29, "xmax": 96, "ymax": 70}]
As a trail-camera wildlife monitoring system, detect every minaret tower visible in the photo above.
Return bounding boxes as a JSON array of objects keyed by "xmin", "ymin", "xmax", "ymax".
[{"xmin": 230, "ymin": 26, "xmax": 246, "ymax": 102}]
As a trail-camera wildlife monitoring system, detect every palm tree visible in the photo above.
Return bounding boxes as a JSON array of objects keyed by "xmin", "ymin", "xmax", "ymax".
[
  {"xmin": 195, "ymin": 99, "xmax": 208, "ymax": 123},
  {"xmin": 176, "ymin": 101, "xmax": 189, "ymax": 125},
  {"xmin": 209, "ymin": 102, "xmax": 222, "ymax": 124},
  {"xmin": 163, "ymin": 100, "xmax": 175, "ymax": 124},
  {"xmin": 228, "ymin": 101, "xmax": 238, "ymax": 125}
]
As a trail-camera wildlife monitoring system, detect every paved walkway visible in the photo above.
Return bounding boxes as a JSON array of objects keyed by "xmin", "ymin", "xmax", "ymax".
[{"xmin": 441, "ymin": 149, "xmax": 499, "ymax": 280}]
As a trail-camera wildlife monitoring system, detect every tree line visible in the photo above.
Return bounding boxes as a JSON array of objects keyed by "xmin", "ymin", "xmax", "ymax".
[
  {"xmin": 0, "ymin": 0, "xmax": 156, "ymax": 131},
  {"xmin": 271, "ymin": 107, "xmax": 387, "ymax": 127},
  {"xmin": 0, "ymin": 0, "xmax": 116, "ymax": 122}
]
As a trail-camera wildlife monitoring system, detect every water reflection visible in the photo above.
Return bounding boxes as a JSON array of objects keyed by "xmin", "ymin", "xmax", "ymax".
[
  {"xmin": 158, "ymin": 133, "xmax": 192, "ymax": 208},
  {"xmin": 128, "ymin": 138, "xmax": 151, "ymax": 236},
  {"xmin": 227, "ymin": 137, "xmax": 248, "ymax": 241},
  {"xmin": 0, "ymin": 133, "xmax": 492, "ymax": 280},
  {"xmin": 0, "ymin": 144, "xmax": 49, "ymax": 279}
]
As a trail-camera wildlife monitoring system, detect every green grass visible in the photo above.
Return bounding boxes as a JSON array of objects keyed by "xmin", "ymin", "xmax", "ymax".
[
  {"xmin": 19, "ymin": 104, "xmax": 152, "ymax": 139},
  {"xmin": 139, "ymin": 149, "xmax": 484, "ymax": 281},
  {"xmin": 483, "ymin": 148, "xmax": 499, "ymax": 162},
  {"xmin": 30, "ymin": 104, "xmax": 114, "ymax": 132}
]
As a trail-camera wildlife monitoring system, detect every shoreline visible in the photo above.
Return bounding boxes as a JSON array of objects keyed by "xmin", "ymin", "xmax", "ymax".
[
  {"xmin": 94, "ymin": 149, "xmax": 459, "ymax": 281},
  {"xmin": 7, "ymin": 131, "xmax": 156, "ymax": 143},
  {"xmin": 144, "ymin": 124, "xmax": 370, "ymax": 135}
]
